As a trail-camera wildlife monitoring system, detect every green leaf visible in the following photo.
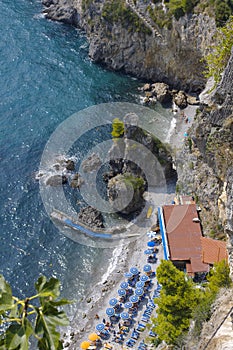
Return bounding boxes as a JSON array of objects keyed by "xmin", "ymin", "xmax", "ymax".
[
  {"xmin": 49, "ymin": 299, "xmax": 72, "ymax": 307},
  {"xmin": 9, "ymin": 303, "xmax": 19, "ymax": 319},
  {"xmin": 35, "ymin": 303, "xmax": 69, "ymax": 350},
  {"xmin": 35, "ymin": 276, "xmax": 60, "ymax": 299},
  {"xmin": 0, "ymin": 275, "xmax": 12, "ymax": 297},
  {"xmin": 35, "ymin": 312, "xmax": 61, "ymax": 350},
  {"xmin": 0, "ymin": 275, "xmax": 13, "ymax": 312},
  {"xmin": 5, "ymin": 319, "xmax": 33, "ymax": 350}
]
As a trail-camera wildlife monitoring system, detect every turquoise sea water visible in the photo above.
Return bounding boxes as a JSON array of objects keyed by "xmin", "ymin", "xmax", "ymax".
[{"xmin": 0, "ymin": 0, "xmax": 174, "ymax": 328}]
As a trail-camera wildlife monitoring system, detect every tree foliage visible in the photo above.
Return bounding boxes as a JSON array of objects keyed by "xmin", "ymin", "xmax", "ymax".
[
  {"xmin": 111, "ymin": 118, "xmax": 124, "ymax": 139},
  {"xmin": 153, "ymin": 260, "xmax": 200, "ymax": 344},
  {"xmin": 0, "ymin": 275, "xmax": 71, "ymax": 350},
  {"xmin": 153, "ymin": 260, "xmax": 232, "ymax": 344},
  {"xmin": 205, "ymin": 16, "xmax": 233, "ymax": 85},
  {"xmin": 207, "ymin": 259, "xmax": 232, "ymax": 292}
]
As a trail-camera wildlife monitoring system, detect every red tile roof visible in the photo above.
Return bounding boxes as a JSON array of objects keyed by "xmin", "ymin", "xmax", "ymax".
[
  {"xmin": 162, "ymin": 204, "xmax": 209, "ymax": 274},
  {"xmin": 201, "ymin": 237, "xmax": 228, "ymax": 264}
]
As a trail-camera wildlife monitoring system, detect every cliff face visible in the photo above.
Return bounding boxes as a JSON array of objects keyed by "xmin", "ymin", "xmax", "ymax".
[
  {"xmin": 42, "ymin": 0, "xmax": 217, "ymax": 91},
  {"xmin": 176, "ymin": 48, "xmax": 233, "ymax": 266}
]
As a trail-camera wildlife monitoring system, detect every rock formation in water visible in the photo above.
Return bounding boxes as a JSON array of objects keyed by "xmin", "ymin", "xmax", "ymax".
[
  {"xmin": 78, "ymin": 205, "xmax": 105, "ymax": 228},
  {"xmin": 106, "ymin": 112, "xmax": 175, "ymax": 214}
]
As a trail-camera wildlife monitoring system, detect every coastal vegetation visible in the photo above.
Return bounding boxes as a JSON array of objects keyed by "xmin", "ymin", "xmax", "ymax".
[
  {"xmin": 148, "ymin": 0, "xmax": 233, "ymax": 28},
  {"xmin": 204, "ymin": 16, "xmax": 233, "ymax": 84},
  {"xmin": 111, "ymin": 118, "xmax": 124, "ymax": 139},
  {"xmin": 0, "ymin": 275, "xmax": 70, "ymax": 350},
  {"xmin": 151, "ymin": 259, "xmax": 232, "ymax": 346},
  {"xmin": 102, "ymin": 0, "xmax": 152, "ymax": 34}
]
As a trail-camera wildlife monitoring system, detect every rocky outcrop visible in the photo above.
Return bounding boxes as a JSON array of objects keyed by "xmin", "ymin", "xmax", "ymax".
[
  {"xmin": 176, "ymin": 47, "xmax": 233, "ymax": 253},
  {"xmin": 107, "ymin": 173, "xmax": 146, "ymax": 214},
  {"xmin": 70, "ymin": 173, "xmax": 84, "ymax": 188},
  {"xmin": 77, "ymin": 206, "xmax": 104, "ymax": 228},
  {"xmin": 139, "ymin": 82, "xmax": 199, "ymax": 107},
  {"xmin": 81, "ymin": 153, "xmax": 102, "ymax": 173},
  {"xmin": 41, "ymin": 0, "xmax": 217, "ymax": 91},
  {"xmin": 106, "ymin": 112, "xmax": 175, "ymax": 215},
  {"xmin": 45, "ymin": 174, "xmax": 68, "ymax": 186}
]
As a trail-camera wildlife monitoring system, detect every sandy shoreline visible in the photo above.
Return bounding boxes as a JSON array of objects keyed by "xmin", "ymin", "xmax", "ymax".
[{"xmin": 64, "ymin": 103, "xmax": 199, "ymax": 349}]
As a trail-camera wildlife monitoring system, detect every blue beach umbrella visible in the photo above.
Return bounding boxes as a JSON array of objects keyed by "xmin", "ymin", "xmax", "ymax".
[
  {"xmin": 129, "ymin": 295, "xmax": 139, "ymax": 303},
  {"xmin": 143, "ymin": 264, "xmax": 152, "ymax": 272},
  {"xmin": 120, "ymin": 281, "xmax": 129, "ymax": 289},
  {"xmin": 124, "ymin": 272, "xmax": 133, "ymax": 278},
  {"xmin": 96, "ymin": 323, "xmax": 105, "ymax": 332},
  {"xmin": 144, "ymin": 249, "xmax": 154, "ymax": 255},
  {"xmin": 147, "ymin": 241, "xmax": 156, "ymax": 247},
  {"xmin": 118, "ymin": 289, "xmax": 126, "ymax": 297},
  {"xmin": 106, "ymin": 307, "xmax": 115, "ymax": 317},
  {"xmin": 121, "ymin": 312, "xmax": 130, "ymax": 320},
  {"xmin": 136, "ymin": 281, "xmax": 145, "ymax": 288},
  {"xmin": 109, "ymin": 298, "xmax": 118, "ymax": 307},
  {"xmin": 135, "ymin": 288, "xmax": 144, "ymax": 296},
  {"xmin": 124, "ymin": 301, "xmax": 133, "ymax": 309},
  {"xmin": 140, "ymin": 275, "xmax": 149, "ymax": 282},
  {"xmin": 130, "ymin": 267, "xmax": 139, "ymax": 275}
]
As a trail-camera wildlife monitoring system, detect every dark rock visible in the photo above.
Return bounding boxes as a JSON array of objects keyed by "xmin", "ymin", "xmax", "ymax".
[
  {"xmin": 70, "ymin": 173, "xmax": 84, "ymax": 188},
  {"xmin": 107, "ymin": 173, "xmax": 146, "ymax": 215},
  {"xmin": 46, "ymin": 174, "xmax": 68, "ymax": 186},
  {"xmin": 151, "ymin": 83, "xmax": 172, "ymax": 104},
  {"xmin": 82, "ymin": 153, "xmax": 102, "ymax": 173},
  {"xmin": 78, "ymin": 206, "xmax": 104, "ymax": 228},
  {"xmin": 65, "ymin": 159, "xmax": 75, "ymax": 171},
  {"xmin": 142, "ymin": 83, "xmax": 151, "ymax": 91},
  {"xmin": 173, "ymin": 90, "xmax": 188, "ymax": 108},
  {"xmin": 187, "ymin": 94, "xmax": 199, "ymax": 105}
]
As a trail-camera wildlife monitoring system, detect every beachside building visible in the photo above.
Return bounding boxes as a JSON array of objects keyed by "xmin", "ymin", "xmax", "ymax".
[{"xmin": 158, "ymin": 203, "xmax": 228, "ymax": 278}]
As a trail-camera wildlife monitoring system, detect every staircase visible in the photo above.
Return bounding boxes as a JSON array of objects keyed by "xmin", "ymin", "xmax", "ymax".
[{"xmin": 125, "ymin": 0, "xmax": 162, "ymax": 38}]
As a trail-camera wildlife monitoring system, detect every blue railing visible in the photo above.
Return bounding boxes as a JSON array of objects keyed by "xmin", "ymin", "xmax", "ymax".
[
  {"xmin": 158, "ymin": 207, "xmax": 169, "ymax": 260},
  {"xmin": 64, "ymin": 219, "xmax": 113, "ymax": 239}
]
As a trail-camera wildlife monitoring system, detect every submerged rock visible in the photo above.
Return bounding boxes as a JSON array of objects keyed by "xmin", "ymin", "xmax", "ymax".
[{"xmin": 45, "ymin": 174, "xmax": 68, "ymax": 186}]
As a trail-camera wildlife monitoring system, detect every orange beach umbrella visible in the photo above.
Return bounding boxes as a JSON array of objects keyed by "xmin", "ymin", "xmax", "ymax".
[
  {"xmin": 88, "ymin": 333, "xmax": 100, "ymax": 341},
  {"xmin": 80, "ymin": 340, "xmax": 91, "ymax": 349}
]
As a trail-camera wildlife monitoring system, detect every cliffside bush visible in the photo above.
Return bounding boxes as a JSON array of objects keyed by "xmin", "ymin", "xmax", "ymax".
[
  {"xmin": 111, "ymin": 118, "xmax": 124, "ymax": 138},
  {"xmin": 204, "ymin": 16, "xmax": 233, "ymax": 84},
  {"xmin": 102, "ymin": 0, "xmax": 151, "ymax": 34},
  {"xmin": 148, "ymin": 0, "xmax": 232, "ymax": 27}
]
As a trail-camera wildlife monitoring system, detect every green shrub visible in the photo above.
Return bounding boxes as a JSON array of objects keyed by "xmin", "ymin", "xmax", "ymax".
[
  {"xmin": 102, "ymin": 0, "xmax": 152, "ymax": 34},
  {"xmin": 111, "ymin": 118, "xmax": 124, "ymax": 138},
  {"xmin": 204, "ymin": 16, "xmax": 233, "ymax": 84},
  {"xmin": 215, "ymin": 0, "xmax": 232, "ymax": 26}
]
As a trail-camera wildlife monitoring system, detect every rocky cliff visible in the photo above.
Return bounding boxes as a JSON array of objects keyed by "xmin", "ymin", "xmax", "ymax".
[
  {"xmin": 176, "ymin": 47, "xmax": 233, "ymax": 264},
  {"xmin": 42, "ymin": 0, "xmax": 217, "ymax": 92}
]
